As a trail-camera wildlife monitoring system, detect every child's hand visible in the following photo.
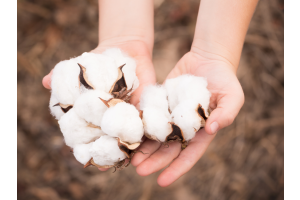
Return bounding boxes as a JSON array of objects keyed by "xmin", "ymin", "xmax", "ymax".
[{"xmin": 131, "ymin": 51, "xmax": 244, "ymax": 187}]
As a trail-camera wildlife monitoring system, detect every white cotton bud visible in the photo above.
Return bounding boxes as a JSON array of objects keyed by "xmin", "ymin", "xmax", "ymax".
[
  {"xmin": 51, "ymin": 59, "xmax": 81, "ymax": 105},
  {"xmin": 73, "ymin": 143, "xmax": 93, "ymax": 165},
  {"xmin": 58, "ymin": 109, "xmax": 104, "ymax": 148},
  {"xmin": 101, "ymin": 102, "xmax": 144, "ymax": 144},
  {"xmin": 76, "ymin": 52, "xmax": 119, "ymax": 92},
  {"xmin": 102, "ymin": 48, "xmax": 139, "ymax": 92},
  {"xmin": 49, "ymin": 94, "xmax": 64, "ymax": 120},
  {"xmin": 140, "ymin": 85, "xmax": 169, "ymax": 114},
  {"xmin": 177, "ymin": 75, "xmax": 211, "ymax": 112},
  {"xmin": 142, "ymin": 107, "xmax": 172, "ymax": 142},
  {"xmin": 171, "ymin": 99, "xmax": 204, "ymax": 141},
  {"xmin": 164, "ymin": 76, "xmax": 185, "ymax": 111},
  {"xmin": 73, "ymin": 90, "xmax": 112, "ymax": 127},
  {"xmin": 90, "ymin": 135, "xmax": 126, "ymax": 166}
]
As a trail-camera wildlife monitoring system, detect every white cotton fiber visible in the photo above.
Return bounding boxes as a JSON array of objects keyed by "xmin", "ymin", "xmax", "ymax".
[
  {"xmin": 58, "ymin": 109, "xmax": 104, "ymax": 148},
  {"xmin": 164, "ymin": 76, "xmax": 185, "ymax": 111},
  {"xmin": 171, "ymin": 99, "xmax": 203, "ymax": 141},
  {"xmin": 177, "ymin": 75, "xmax": 211, "ymax": 112},
  {"xmin": 49, "ymin": 94, "xmax": 64, "ymax": 120},
  {"xmin": 75, "ymin": 52, "xmax": 119, "ymax": 92},
  {"xmin": 73, "ymin": 90, "xmax": 112, "ymax": 127},
  {"xmin": 73, "ymin": 143, "xmax": 93, "ymax": 165},
  {"xmin": 90, "ymin": 135, "xmax": 126, "ymax": 166},
  {"xmin": 142, "ymin": 107, "xmax": 172, "ymax": 142},
  {"xmin": 51, "ymin": 59, "xmax": 81, "ymax": 105},
  {"xmin": 101, "ymin": 102, "xmax": 144, "ymax": 144},
  {"xmin": 140, "ymin": 85, "xmax": 169, "ymax": 114},
  {"xmin": 102, "ymin": 48, "xmax": 139, "ymax": 92}
]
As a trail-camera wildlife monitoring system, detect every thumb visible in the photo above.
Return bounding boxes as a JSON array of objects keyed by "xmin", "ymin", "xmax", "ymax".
[
  {"xmin": 42, "ymin": 69, "xmax": 53, "ymax": 89},
  {"xmin": 205, "ymin": 92, "xmax": 244, "ymax": 135}
]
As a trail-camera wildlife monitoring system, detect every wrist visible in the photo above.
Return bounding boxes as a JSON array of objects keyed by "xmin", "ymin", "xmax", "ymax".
[
  {"xmin": 191, "ymin": 38, "xmax": 239, "ymax": 73},
  {"xmin": 92, "ymin": 38, "xmax": 152, "ymax": 59}
]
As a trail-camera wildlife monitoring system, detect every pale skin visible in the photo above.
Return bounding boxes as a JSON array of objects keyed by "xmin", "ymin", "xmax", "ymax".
[{"xmin": 42, "ymin": 0, "xmax": 258, "ymax": 187}]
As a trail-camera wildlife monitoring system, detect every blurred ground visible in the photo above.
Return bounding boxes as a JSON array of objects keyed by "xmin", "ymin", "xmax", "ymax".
[{"xmin": 17, "ymin": 0, "xmax": 284, "ymax": 199}]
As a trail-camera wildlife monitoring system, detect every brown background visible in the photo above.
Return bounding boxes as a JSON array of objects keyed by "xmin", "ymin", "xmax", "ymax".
[{"xmin": 17, "ymin": 0, "xmax": 284, "ymax": 199}]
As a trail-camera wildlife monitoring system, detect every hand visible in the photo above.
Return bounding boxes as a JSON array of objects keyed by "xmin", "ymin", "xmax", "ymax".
[
  {"xmin": 42, "ymin": 40, "xmax": 156, "ymax": 171},
  {"xmin": 131, "ymin": 50, "xmax": 245, "ymax": 187}
]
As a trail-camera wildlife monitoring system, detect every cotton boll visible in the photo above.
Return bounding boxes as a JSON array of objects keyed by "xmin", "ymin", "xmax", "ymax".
[
  {"xmin": 171, "ymin": 99, "xmax": 203, "ymax": 141},
  {"xmin": 58, "ymin": 109, "xmax": 104, "ymax": 148},
  {"xmin": 164, "ymin": 76, "xmax": 185, "ymax": 111},
  {"xmin": 177, "ymin": 75, "xmax": 211, "ymax": 112},
  {"xmin": 101, "ymin": 102, "xmax": 144, "ymax": 144},
  {"xmin": 142, "ymin": 107, "xmax": 172, "ymax": 142},
  {"xmin": 140, "ymin": 85, "xmax": 169, "ymax": 114},
  {"xmin": 49, "ymin": 94, "xmax": 64, "ymax": 120},
  {"xmin": 51, "ymin": 59, "xmax": 81, "ymax": 105},
  {"xmin": 121, "ymin": 58, "xmax": 139, "ymax": 93},
  {"xmin": 90, "ymin": 135, "xmax": 126, "ymax": 166},
  {"xmin": 76, "ymin": 52, "xmax": 119, "ymax": 92},
  {"xmin": 73, "ymin": 90, "xmax": 112, "ymax": 127},
  {"xmin": 73, "ymin": 143, "xmax": 93, "ymax": 165},
  {"xmin": 102, "ymin": 48, "xmax": 139, "ymax": 92}
]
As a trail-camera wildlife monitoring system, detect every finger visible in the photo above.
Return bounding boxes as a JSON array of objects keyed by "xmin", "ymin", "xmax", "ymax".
[
  {"xmin": 131, "ymin": 139, "xmax": 161, "ymax": 167},
  {"xmin": 98, "ymin": 168, "xmax": 109, "ymax": 172},
  {"xmin": 136, "ymin": 141, "xmax": 181, "ymax": 176},
  {"xmin": 42, "ymin": 70, "xmax": 53, "ymax": 89},
  {"xmin": 205, "ymin": 89, "xmax": 244, "ymax": 135},
  {"xmin": 157, "ymin": 129, "xmax": 215, "ymax": 187}
]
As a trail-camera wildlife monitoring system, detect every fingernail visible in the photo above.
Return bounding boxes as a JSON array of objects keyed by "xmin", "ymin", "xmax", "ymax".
[{"xmin": 210, "ymin": 122, "xmax": 219, "ymax": 134}]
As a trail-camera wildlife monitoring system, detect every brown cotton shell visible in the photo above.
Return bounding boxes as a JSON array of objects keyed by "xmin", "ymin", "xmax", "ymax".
[
  {"xmin": 84, "ymin": 158, "xmax": 116, "ymax": 169},
  {"xmin": 78, "ymin": 63, "xmax": 94, "ymax": 90},
  {"xmin": 99, "ymin": 98, "xmax": 125, "ymax": 108},
  {"xmin": 197, "ymin": 104, "xmax": 209, "ymax": 121},
  {"xmin": 86, "ymin": 122, "xmax": 101, "ymax": 130},
  {"xmin": 166, "ymin": 122, "xmax": 185, "ymax": 143},
  {"xmin": 53, "ymin": 103, "xmax": 73, "ymax": 113},
  {"xmin": 117, "ymin": 138, "xmax": 141, "ymax": 158},
  {"xmin": 144, "ymin": 132, "xmax": 160, "ymax": 142},
  {"xmin": 109, "ymin": 64, "xmax": 127, "ymax": 93},
  {"xmin": 196, "ymin": 104, "xmax": 210, "ymax": 129}
]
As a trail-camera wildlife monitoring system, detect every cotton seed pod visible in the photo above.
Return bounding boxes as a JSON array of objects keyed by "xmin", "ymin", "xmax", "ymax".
[
  {"xmin": 164, "ymin": 75, "xmax": 211, "ymax": 113},
  {"xmin": 171, "ymin": 99, "xmax": 208, "ymax": 141},
  {"xmin": 140, "ymin": 85, "xmax": 169, "ymax": 114},
  {"xmin": 51, "ymin": 59, "xmax": 81, "ymax": 105},
  {"xmin": 58, "ymin": 109, "xmax": 105, "ymax": 148},
  {"xmin": 49, "ymin": 94, "xmax": 65, "ymax": 120},
  {"xmin": 73, "ymin": 143, "xmax": 93, "ymax": 165},
  {"xmin": 176, "ymin": 75, "xmax": 211, "ymax": 112},
  {"xmin": 141, "ymin": 107, "xmax": 172, "ymax": 142},
  {"xmin": 73, "ymin": 90, "xmax": 113, "ymax": 127},
  {"xmin": 101, "ymin": 102, "xmax": 144, "ymax": 144},
  {"xmin": 103, "ymin": 48, "xmax": 139, "ymax": 93},
  {"xmin": 76, "ymin": 52, "xmax": 119, "ymax": 92},
  {"xmin": 86, "ymin": 135, "xmax": 128, "ymax": 168},
  {"xmin": 109, "ymin": 64, "xmax": 134, "ymax": 102}
]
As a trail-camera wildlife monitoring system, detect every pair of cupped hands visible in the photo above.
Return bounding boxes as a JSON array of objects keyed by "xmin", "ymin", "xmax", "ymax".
[{"xmin": 42, "ymin": 40, "xmax": 244, "ymax": 187}]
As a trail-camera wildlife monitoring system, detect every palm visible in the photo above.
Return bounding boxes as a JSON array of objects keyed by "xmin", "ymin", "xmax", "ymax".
[{"xmin": 131, "ymin": 51, "xmax": 244, "ymax": 187}]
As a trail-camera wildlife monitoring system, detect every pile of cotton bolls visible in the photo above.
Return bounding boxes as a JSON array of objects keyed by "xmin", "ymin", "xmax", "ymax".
[
  {"xmin": 49, "ymin": 48, "xmax": 143, "ymax": 170},
  {"xmin": 140, "ymin": 75, "xmax": 211, "ymax": 148},
  {"xmin": 49, "ymin": 48, "xmax": 211, "ymax": 171}
]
